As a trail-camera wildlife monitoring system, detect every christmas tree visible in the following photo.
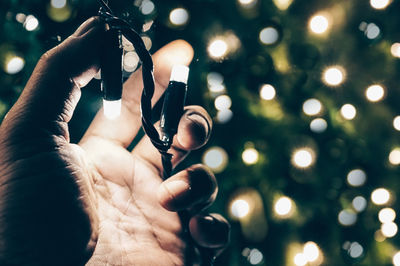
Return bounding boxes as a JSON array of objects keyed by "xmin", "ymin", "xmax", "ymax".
[{"xmin": 2, "ymin": 0, "xmax": 400, "ymax": 265}]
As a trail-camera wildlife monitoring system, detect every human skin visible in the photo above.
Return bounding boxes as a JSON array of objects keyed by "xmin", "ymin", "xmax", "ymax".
[{"xmin": 0, "ymin": 17, "xmax": 229, "ymax": 266}]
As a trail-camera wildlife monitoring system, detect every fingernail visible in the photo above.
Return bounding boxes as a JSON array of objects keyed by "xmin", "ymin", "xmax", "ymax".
[{"xmin": 73, "ymin": 17, "xmax": 103, "ymax": 37}]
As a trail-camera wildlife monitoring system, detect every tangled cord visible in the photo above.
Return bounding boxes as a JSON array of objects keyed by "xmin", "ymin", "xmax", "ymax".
[{"xmin": 97, "ymin": 1, "xmax": 215, "ymax": 265}]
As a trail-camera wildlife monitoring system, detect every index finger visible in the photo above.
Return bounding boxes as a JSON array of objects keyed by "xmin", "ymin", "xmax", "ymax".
[{"xmin": 80, "ymin": 40, "xmax": 194, "ymax": 148}]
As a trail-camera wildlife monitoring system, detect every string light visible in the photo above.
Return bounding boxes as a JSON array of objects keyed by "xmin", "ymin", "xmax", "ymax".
[
  {"xmin": 291, "ymin": 148, "xmax": 315, "ymax": 169},
  {"xmin": 260, "ymin": 84, "xmax": 276, "ymax": 100},
  {"xmin": 310, "ymin": 118, "xmax": 327, "ymax": 133},
  {"xmin": 24, "ymin": 15, "xmax": 39, "ymax": 31},
  {"xmin": 302, "ymin": 98, "xmax": 322, "ymax": 116},
  {"xmin": 259, "ymin": 27, "xmax": 279, "ymax": 45},
  {"xmin": 323, "ymin": 66, "xmax": 345, "ymax": 86},
  {"xmin": 370, "ymin": 0, "xmax": 391, "ymax": 10},
  {"xmin": 103, "ymin": 99, "xmax": 121, "ymax": 120},
  {"xmin": 169, "ymin": 8, "xmax": 189, "ymax": 26},
  {"xmin": 371, "ymin": 188, "xmax": 390, "ymax": 205},
  {"xmin": 378, "ymin": 208, "xmax": 396, "ymax": 223},
  {"xmin": 274, "ymin": 196, "xmax": 294, "ymax": 218},
  {"xmin": 365, "ymin": 84, "xmax": 385, "ymax": 102},
  {"xmin": 242, "ymin": 147, "xmax": 259, "ymax": 165},
  {"xmin": 389, "ymin": 148, "xmax": 400, "ymax": 165},
  {"xmin": 391, "ymin": 43, "xmax": 400, "ymax": 58},
  {"xmin": 202, "ymin": 146, "xmax": 228, "ymax": 173},
  {"xmin": 340, "ymin": 104, "xmax": 357, "ymax": 120},
  {"xmin": 347, "ymin": 169, "xmax": 366, "ymax": 187},
  {"xmin": 230, "ymin": 199, "xmax": 250, "ymax": 218},
  {"xmin": 309, "ymin": 14, "xmax": 330, "ymax": 34},
  {"xmin": 5, "ymin": 56, "xmax": 25, "ymax": 74}
]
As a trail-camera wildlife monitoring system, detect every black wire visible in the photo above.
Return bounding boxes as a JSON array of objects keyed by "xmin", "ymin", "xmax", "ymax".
[{"xmin": 97, "ymin": 2, "xmax": 214, "ymax": 265}]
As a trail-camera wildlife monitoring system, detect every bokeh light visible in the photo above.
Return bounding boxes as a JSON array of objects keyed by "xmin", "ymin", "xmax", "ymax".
[
  {"xmin": 371, "ymin": 188, "xmax": 390, "ymax": 205},
  {"xmin": 378, "ymin": 208, "xmax": 396, "ymax": 223},
  {"xmin": 370, "ymin": 0, "xmax": 391, "ymax": 9},
  {"xmin": 260, "ymin": 84, "xmax": 276, "ymax": 100},
  {"xmin": 24, "ymin": 15, "xmax": 39, "ymax": 31},
  {"xmin": 274, "ymin": 196, "xmax": 294, "ymax": 217},
  {"xmin": 216, "ymin": 109, "xmax": 233, "ymax": 124},
  {"xmin": 348, "ymin": 242, "xmax": 364, "ymax": 258},
  {"xmin": 393, "ymin": 251, "xmax": 400, "ymax": 266},
  {"xmin": 352, "ymin": 196, "xmax": 367, "ymax": 212},
  {"xmin": 323, "ymin": 66, "xmax": 345, "ymax": 86},
  {"xmin": 303, "ymin": 98, "xmax": 322, "ymax": 116},
  {"xmin": 291, "ymin": 148, "xmax": 315, "ymax": 169},
  {"xmin": 123, "ymin": 52, "xmax": 139, "ymax": 72},
  {"xmin": 5, "ymin": 56, "xmax": 25, "ymax": 74},
  {"xmin": 381, "ymin": 222, "xmax": 398, "ymax": 237},
  {"xmin": 303, "ymin": 241, "xmax": 320, "ymax": 263},
  {"xmin": 202, "ymin": 146, "xmax": 228, "ymax": 173},
  {"xmin": 391, "ymin": 43, "xmax": 400, "ymax": 58},
  {"xmin": 272, "ymin": 0, "xmax": 293, "ymax": 10},
  {"xmin": 338, "ymin": 209, "xmax": 357, "ymax": 226},
  {"xmin": 215, "ymin": 95, "xmax": 232, "ymax": 111},
  {"xmin": 231, "ymin": 199, "xmax": 250, "ymax": 218},
  {"xmin": 169, "ymin": 8, "xmax": 189, "ymax": 26},
  {"xmin": 208, "ymin": 38, "xmax": 228, "ymax": 59},
  {"xmin": 340, "ymin": 104, "xmax": 357, "ymax": 120},
  {"xmin": 347, "ymin": 169, "xmax": 366, "ymax": 187},
  {"xmin": 310, "ymin": 118, "xmax": 328, "ymax": 133},
  {"xmin": 248, "ymin": 248, "xmax": 263, "ymax": 265},
  {"xmin": 140, "ymin": 0, "xmax": 155, "ymax": 15},
  {"xmin": 238, "ymin": 0, "xmax": 258, "ymax": 8},
  {"xmin": 242, "ymin": 147, "xmax": 259, "ymax": 165},
  {"xmin": 393, "ymin": 116, "xmax": 400, "ymax": 131},
  {"xmin": 294, "ymin": 253, "xmax": 307, "ymax": 266},
  {"xmin": 259, "ymin": 27, "xmax": 279, "ymax": 45},
  {"xmin": 309, "ymin": 14, "xmax": 329, "ymax": 34},
  {"xmin": 365, "ymin": 84, "xmax": 385, "ymax": 102},
  {"xmin": 389, "ymin": 148, "xmax": 400, "ymax": 165},
  {"xmin": 51, "ymin": 0, "xmax": 67, "ymax": 9}
]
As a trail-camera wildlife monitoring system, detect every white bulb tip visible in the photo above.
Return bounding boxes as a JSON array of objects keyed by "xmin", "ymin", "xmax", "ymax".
[
  {"xmin": 103, "ymin": 99, "xmax": 121, "ymax": 120},
  {"xmin": 170, "ymin": 65, "xmax": 189, "ymax": 83}
]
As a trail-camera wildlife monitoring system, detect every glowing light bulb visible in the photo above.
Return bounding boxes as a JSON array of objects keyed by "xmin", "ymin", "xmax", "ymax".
[
  {"xmin": 202, "ymin": 146, "xmax": 228, "ymax": 173},
  {"xmin": 214, "ymin": 95, "xmax": 232, "ymax": 111},
  {"xmin": 393, "ymin": 251, "xmax": 400, "ymax": 266},
  {"xmin": 379, "ymin": 208, "xmax": 396, "ymax": 223},
  {"xmin": 340, "ymin": 104, "xmax": 356, "ymax": 120},
  {"xmin": 347, "ymin": 169, "xmax": 366, "ymax": 187},
  {"xmin": 381, "ymin": 222, "xmax": 398, "ymax": 237},
  {"xmin": 274, "ymin": 196, "xmax": 293, "ymax": 217},
  {"xmin": 303, "ymin": 242, "xmax": 320, "ymax": 262},
  {"xmin": 393, "ymin": 116, "xmax": 400, "ymax": 131},
  {"xmin": 259, "ymin": 27, "xmax": 279, "ymax": 45},
  {"xmin": 292, "ymin": 148, "xmax": 315, "ymax": 168},
  {"xmin": 389, "ymin": 148, "xmax": 400, "ymax": 165},
  {"xmin": 371, "ymin": 188, "xmax": 390, "ymax": 205},
  {"xmin": 5, "ymin": 56, "xmax": 25, "ymax": 74},
  {"xmin": 260, "ymin": 84, "xmax": 276, "ymax": 100},
  {"xmin": 391, "ymin": 43, "xmax": 400, "ymax": 58},
  {"xmin": 365, "ymin": 84, "xmax": 385, "ymax": 102},
  {"xmin": 103, "ymin": 99, "xmax": 121, "ymax": 120},
  {"xmin": 51, "ymin": 0, "xmax": 67, "ymax": 8},
  {"xmin": 303, "ymin": 98, "xmax": 322, "ymax": 116},
  {"xmin": 208, "ymin": 39, "xmax": 228, "ymax": 59},
  {"xmin": 242, "ymin": 148, "xmax": 259, "ymax": 165},
  {"xmin": 370, "ymin": 0, "xmax": 391, "ymax": 9},
  {"xmin": 323, "ymin": 66, "xmax": 345, "ymax": 86},
  {"xmin": 169, "ymin": 8, "xmax": 189, "ymax": 26},
  {"xmin": 309, "ymin": 15, "xmax": 329, "ymax": 34},
  {"xmin": 231, "ymin": 199, "xmax": 250, "ymax": 218},
  {"xmin": 310, "ymin": 118, "xmax": 327, "ymax": 133},
  {"xmin": 24, "ymin": 15, "xmax": 39, "ymax": 31}
]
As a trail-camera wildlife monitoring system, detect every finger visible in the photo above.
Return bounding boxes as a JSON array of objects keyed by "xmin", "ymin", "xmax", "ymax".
[
  {"xmin": 1, "ymin": 17, "xmax": 106, "ymax": 138},
  {"xmin": 189, "ymin": 213, "xmax": 230, "ymax": 249},
  {"xmin": 157, "ymin": 164, "xmax": 217, "ymax": 212},
  {"xmin": 132, "ymin": 106, "xmax": 212, "ymax": 172},
  {"xmin": 80, "ymin": 40, "xmax": 194, "ymax": 148}
]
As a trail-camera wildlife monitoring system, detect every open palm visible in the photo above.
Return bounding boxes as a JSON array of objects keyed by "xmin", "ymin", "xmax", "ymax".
[{"xmin": 0, "ymin": 18, "xmax": 229, "ymax": 266}]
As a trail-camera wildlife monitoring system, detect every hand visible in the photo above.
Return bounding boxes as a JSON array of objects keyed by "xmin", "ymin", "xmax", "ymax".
[{"xmin": 0, "ymin": 17, "xmax": 229, "ymax": 266}]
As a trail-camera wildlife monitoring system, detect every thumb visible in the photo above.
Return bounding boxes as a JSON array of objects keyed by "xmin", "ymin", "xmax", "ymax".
[{"xmin": 2, "ymin": 17, "xmax": 106, "ymax": 138}]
